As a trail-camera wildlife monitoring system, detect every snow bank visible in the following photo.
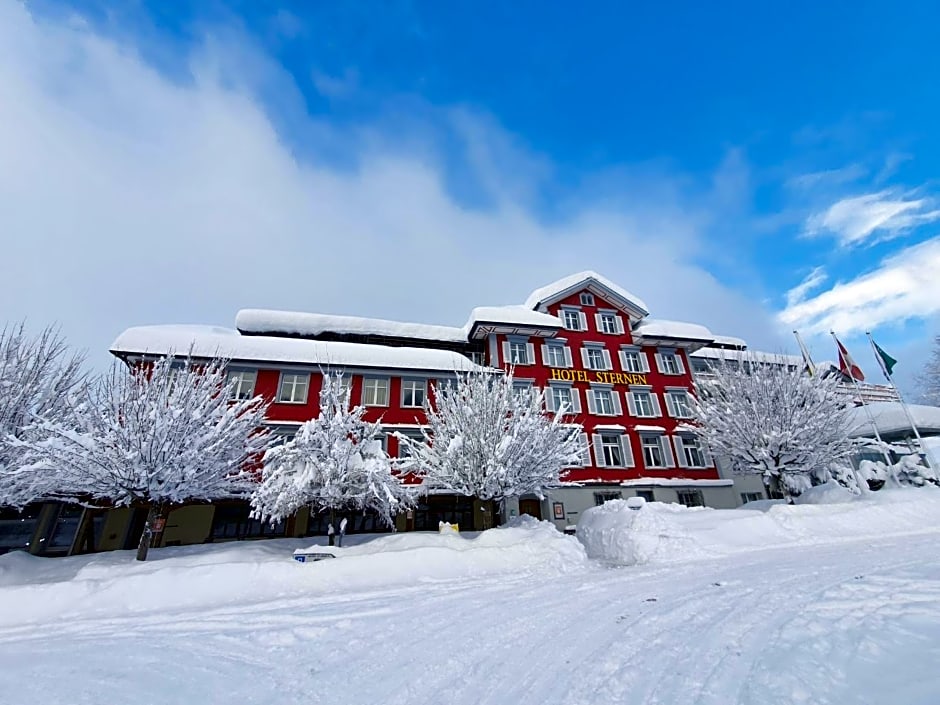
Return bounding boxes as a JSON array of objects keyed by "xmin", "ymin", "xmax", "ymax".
[
  {"xmin": 0, "ymin": 518, "xmax": 587, "ymax": 627},
  {"xmin": 578, "ymin": 486, "xmax": 940, "ymax": 566}
]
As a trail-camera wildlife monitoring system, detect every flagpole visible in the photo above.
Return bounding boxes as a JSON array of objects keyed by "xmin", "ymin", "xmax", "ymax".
[
  {"xmin": 831, "ymin": 331, "xmax": 893, "ymax": 468},
  {"xmin": 866, "ymin": 331, "xmax": 939, "ymax": 474},
  {"xmin": 793, "ymin": 330, "xmax": 816, "ymax": 376}
]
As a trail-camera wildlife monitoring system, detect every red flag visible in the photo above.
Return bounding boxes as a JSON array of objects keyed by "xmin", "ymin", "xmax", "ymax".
[{"xmin": 834, "ymin": 336, "xmax": 865, "ymax": 381}]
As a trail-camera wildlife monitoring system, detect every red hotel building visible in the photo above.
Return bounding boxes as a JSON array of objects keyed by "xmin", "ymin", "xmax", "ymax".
[{"xmin": 107, "ymin": 271, "xmax": 740, "ymax": 542}]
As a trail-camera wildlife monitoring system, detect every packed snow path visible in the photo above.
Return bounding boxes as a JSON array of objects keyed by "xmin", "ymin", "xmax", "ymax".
[{"xmin": 2, "ymin": 533, "xmax": 939, "ymax": 704}]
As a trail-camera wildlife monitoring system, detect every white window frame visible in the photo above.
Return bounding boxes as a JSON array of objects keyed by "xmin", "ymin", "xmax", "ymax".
[
  {"xmin": 362, "ymin": 377, "xmax": 390, "ymax": 407},
  {"xmin": 560, "ymin": 308, "xmax": 587, "ymax": 331},
  {"xmin": 227, "ymin": 370, "xmax": 257, "ymax": 401},
  {"xmin": 277, "ymin": 372, "xmax": 309, "ymax": 404},
  {"xmin": 583, "ymin": 346, "xmax": 610, "ymax": 371},
  {"xmin": 502, "ymin": 339, "xmax": 536, "ymax": 366},
  {"xmin": 580, "ymin": 292, "xmax": 595, "ymax": 306},
  {"xmin": 587, "ymin": 387, "xmax": 621, "ymax": 416},
  {"xmin": 666, "ymin": 389, "xmax": 693, "ymax": 418},
  {"xmin": 401, "ymin": 379, "xmax": 427, "ymax": 408},
  {"xmin": 619, "ymin": 348, "xmax": 650, "ymax": 374},
  {"xmin": 674, "ymin": 435, "xmax": 709, "ymax": 469},
  {"xmin": 596, "ymin": 312, "xmax": 624, "ymax": 335},
  {"xmin": 628, "ymin": 389, "xmax": 660, "ymax": 418},
  {"xmin": 542, "ymin": 343, "xmax": 572, "ymax": 368},
  {"xmin": 592, "ymin": 433, "xmax": 634, "ymax": 468},
  {"xmin": 656, "ymin": 349, "xmax": 686, "ymax": 375},
  {"xmin": 640, "ymin": 434, "xmax": 674, "ymax": 469}
]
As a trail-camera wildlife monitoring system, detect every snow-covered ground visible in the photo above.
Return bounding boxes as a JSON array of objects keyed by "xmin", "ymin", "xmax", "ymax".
[{"xmin": 2, "ymin": 493, "xmax": 940, "ymax": 704}]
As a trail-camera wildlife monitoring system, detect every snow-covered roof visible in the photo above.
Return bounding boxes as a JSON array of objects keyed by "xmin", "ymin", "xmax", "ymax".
[
  {"xmin": 691, "ymin": 348, "xmax": 803, "ymax": 367},
  {"xmin": 845, "ymin": 402, "xmax": 940, "ymax": 438},
  {"xmin": 710, "ymin": 334, "xmax": 747, "ymax": 349},
  {"xmin": 632, "ymin": 319, "xmax": 716, "ymax": 343},
  {"xmin": 620, "ymin": 478, "xmax": 735, "ymax": 488},
  {"xmin": 110, "ymin": 325, "xmax": 484, "ymax": 373},
  {"xmin": 463, "ymin": 305, "xmax": 562, "ymax": 334},
  {"xmin": 236, "ymin": 309, "xmax": 467, "ymax": 344},
  {"xmin": 524, "ymin": 271, "xmax": 649, "ymax": 317},
  {"xmin": 633, "ymin": 425, "xmax": 667, "ymax": 433},
  {"xmin": 593, "ymin": 424, "xmax": 628, "ymax": 432}
]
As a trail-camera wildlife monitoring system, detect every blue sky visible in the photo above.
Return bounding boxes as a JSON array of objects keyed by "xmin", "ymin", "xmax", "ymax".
[{"xmin": 3, "ymin": 1, "xmax": 940, "ymax": 392}]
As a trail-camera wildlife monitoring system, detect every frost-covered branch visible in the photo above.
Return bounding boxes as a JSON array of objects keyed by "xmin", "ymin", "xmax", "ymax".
[
  {"xmin": 399, "ymin": 369, "xmax": 582, "ymax": 502},
  {"xmin": 917, "ymin": 334, "xmax": 940, "ymax": 406}
]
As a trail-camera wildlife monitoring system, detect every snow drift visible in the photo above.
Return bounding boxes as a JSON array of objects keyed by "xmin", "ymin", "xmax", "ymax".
[
  {"xmin": 577, "ymin": 486, "xmax": 940, "ymax": 566},
  {"xmin": 0, "ymin": 517, "xmax": 587, "ymax": 627}
]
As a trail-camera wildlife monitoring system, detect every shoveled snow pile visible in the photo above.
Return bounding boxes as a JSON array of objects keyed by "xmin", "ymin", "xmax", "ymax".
[
  {"xmin": 0, "ymin": 516, "xmax": 586, "ymax": 627},
  {"xmin": 578, "ymin": 486, "xmax": 940, "ymax": 566}
]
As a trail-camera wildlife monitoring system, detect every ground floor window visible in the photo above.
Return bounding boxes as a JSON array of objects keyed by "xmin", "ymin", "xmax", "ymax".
[
  {"xmin": 411, "ymin": 495, "xmax": 475, "ymax": 531},
  {"xmin": 210, "ymin": 502, "xmax": 286, "ymax": 541},
  {"xmin": 676, "ymin": 490, "xmax": 704, "ymax": 508},
  {"xmin": 306, "ymin": 509, "xmax": 392, "ymax": 537},
  {"xmin": 741, "ymin": 491, "xmax": 764, "ymax": 504},
  {"xmin": 0, "ymin": 505, "xmax": 42, "ymax": 555},
  {"xmin": 593, "ymin": 491, "xmax": 622, "ymax": 506},
  {"xmin": 635, "ymin": 490, "xmax": 655, "ymax": 502}
]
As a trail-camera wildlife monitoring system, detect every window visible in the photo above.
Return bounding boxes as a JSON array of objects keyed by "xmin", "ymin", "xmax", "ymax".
[
  {"xmin": 641, "ymin": 435, "xmax": 668, "ymax": 468},
  {"xmin": 543, "ymin": 344, "xmax": 569, "ymax": 368},
  {"xmin": 396, "ymin": 431, "xmax": 425, "ymax": 458},
  {"xmin": 676, "ymin": 490, "xmax": 704, "ymax": 508},
  {"xmin": 363, "ymin": 377, "xmax": 390, "ymax": 407},
  {"xmin": 599, "ymin": 313, "xmax": 620, "ymax": 335},
  {"xmin": 741, "ymin": 491, "xmax": 764, "ymax": 504},
  {"xmin": 585, "ymin": 347, "xmax": 606, "ymax": 370},
  {"xmin": 562, "ymin": 309, "xmax": 585, "ymax": 331},
  {"xmin": 512, "ymin": 381, "xmax": 533, "ymax": 402},
  {"xmin": 227, "ymin": 370, "xmax": 256, "ymax": 401},
  {"xmin": 271, "ymin": 432, "xmax": 296, "ymax": 447},
  {"xmin": 593, "ymin": 389, "xmax": 615, "ymax": 415},
  {"xmin": 666, "ymin": 390, "xmax": 693, "ymax": 418},
  {"xmin": 593, "ymin": 491, "xmax": 622, "ymax": 506},
  {"xmin": 509, "ymin": 341, "xmax": 529, "ymax": 365},
  {"xmin": 277, "ymin": 372, "xmax": 309, "ymax": 404},
  {"xmin": 636, "ymin": 490, "xmax": 655, "ymax": 502},
  {"xmin": 677, "ymin": 436, "xmax": 708, "ymax": 468},
  {"xmin": 657, "ymin": 350, "xmax": 684, "ymax": 375},
  {"xmin": 580, "ymin": 292, "xmax": 595, "ymax": 306},
  {"xmin": 550, "ymin": 385, "xmax": 573, "ymax": 413},
  {"xmin": 600, "ymin": 434, "xmax": 625, "ymax": 467},
  {"xmin": 401, "ymin": 379, "xmax": 427, "ymax": 408},
  {"xmin": 629, "ymin": 390, "xmax": 658, "ymax": 417},
  {"xmin": 620, "ymin": 349, "xmax": 648, "ymax": 373}
]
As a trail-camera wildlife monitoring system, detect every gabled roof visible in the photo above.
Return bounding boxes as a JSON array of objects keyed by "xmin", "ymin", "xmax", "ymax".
[
  {"xmin": 110, "ymin": 325, "xmax": 483, "ymax": 373},
  {"xmin": 524, "ymin": 271, "xmax": 650, "ymax": 318}
]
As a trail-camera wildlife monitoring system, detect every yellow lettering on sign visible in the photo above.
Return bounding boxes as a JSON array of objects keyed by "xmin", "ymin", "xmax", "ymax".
[{"xmin": 548, "ymin": 368, "xmax": 648, "ymax": 386}]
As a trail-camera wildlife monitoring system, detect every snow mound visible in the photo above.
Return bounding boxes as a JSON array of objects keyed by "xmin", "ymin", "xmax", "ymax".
[
  {"xmin": 0, "ymin": 519, "xmax": 587, "ymax": 627},
  {"xmin": 578, "ymin": 487, "xmax": 940, "ymax": 566}
]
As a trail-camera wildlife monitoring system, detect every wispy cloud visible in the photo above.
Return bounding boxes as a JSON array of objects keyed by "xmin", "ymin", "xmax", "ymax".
[
  {"xmin": 311, "ymin": 67, "xmax": 359, "ymax": 98},
  {"xmin": 786, "ymin": 164, "xmax": 867, "ymax": 191},
  {"xmin": 779, "ymin": 236, "xmax": 940, "ymax": 335},
  {"xmin": 785, "ymin": 266, "xmax": 828, "ymax": 308},
  {"xmin": 804, "ymin": 189, "xmax": 940, "ymax": 247}
]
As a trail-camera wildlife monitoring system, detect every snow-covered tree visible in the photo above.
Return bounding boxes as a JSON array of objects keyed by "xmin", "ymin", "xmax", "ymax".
[
  {"xmin": 398, "ymin": 369, "xmax": 583, "ymax": 515},
  {"xmin": 689, "ymin": 354, "xmax": 854, "ymax": 500},
  {"xmin": 25, "ymin": 354, "xmax": 272, "ymax": 560},
  {"xmin": 251, "ymin": 373, "xmax": 413, "ymax": 541},
  {"xmin": 916, "ymin": 334, "xmax": 940, "ymax": 406},
  {"xmin": 0, "ymin": 323, "xmax": 85, "ymax": 508}
]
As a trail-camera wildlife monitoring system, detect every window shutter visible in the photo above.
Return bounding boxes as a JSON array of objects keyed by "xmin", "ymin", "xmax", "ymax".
[
  {"xmin": 579, "ymin": 433, "xmax": 591, "ymax": 466},
  {"xmin": 586, "ymin": 389, "xmax": 598, "ymax": 415},
  {"xmin": 578, "ymin": 311, "xmax": 588, "ymax": 331},
  {"xmin": 541, "ymin": 344, "xmax": 550, "ymax": 365},
  {"xmin": 570, "ymin": 389, "xmax": 582, "ymax": 413},
  {"xmin": 618, "ymin": 350, "xmax": 628, "ymax": 371},
  {"xmin": 661, "ymin": 436, "xmax": 675, "ymax": 468},
  {"xmin": 673, "ymin": 436, "xmax": 688, "ymax": 468},
  {"xmin": 664, "ymin": 393, "xmax": 676, "ymax": 418},
  {"xmin": 621, "ymin": 435, "xmax": 635, "ymax": 467},
  {"xmin": 626, "ymin": 390, "xmax": 638, "ymax": 416},
  {"xmin": 595, "ymin": 313, "xmax": 604, "ymax": 331},
  {"xmin": 615, "ymin": 315, "xmax": 625, "ymax": 334},
  {"xmin": 563, "ymin": 346, "xmax": 573, "ymax": 368},
  {"xmin": 640, "ymin": 352, "xmax": 651, "ymax": 373},
  {"xmin": 651, "ymin": 393, "xmax": 663, "ymax": 417},
  {"xmin": 675, "ymin": 351, "xmax": 686, "ymax": 375},
  {"xmin": 593, "ymin": 434, "xmax": 606, "ymax": 467},
  {"xmin": 501, "ymin": 341, "xmax": 510, "ymax": 366},
  {"xmin": 545, "ymin": 388, "xmax": 557, "ymax": 412},
  {"xmin": 655, "ymin": 352, "xmax": 665, "ymax": 374},
  {"xmin": 602, "ymin": 349, "xmax": 612, "ymax": 370},
  {"xmin": 526, "ymin": 343, "xmax": 535, "ymax": 365},
  {"xmin": 612, "ymin": 391, "xmax": 623, "ymax": 416},
  {"xmin": 581, "ymin": 347, "xmax": 590, "ymax": 368}
]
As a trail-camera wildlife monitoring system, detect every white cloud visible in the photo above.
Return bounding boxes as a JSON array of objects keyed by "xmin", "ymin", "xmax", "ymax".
[
  {"xmin": 786, "ymin": 164, "xmax": 867, "ymax": 191},
  {"xmin": 804, "ymin": 190, "xmax": 940, "ymax": 247},
  {"xmin": 785, "ymin": 266, "xmax": 828, "ymax": 308},
  {"xmin": 0, "ymin": 3, "xmax": 782, "ymax": 368},
  {"xmin": 779, "ymin": 237, "xmax": 940, "ymax": 336}
]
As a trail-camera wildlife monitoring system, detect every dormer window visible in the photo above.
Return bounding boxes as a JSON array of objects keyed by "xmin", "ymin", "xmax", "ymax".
[{"xmin": 580, "ymin": 293, "xmax": 595, "ymax": 306}]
